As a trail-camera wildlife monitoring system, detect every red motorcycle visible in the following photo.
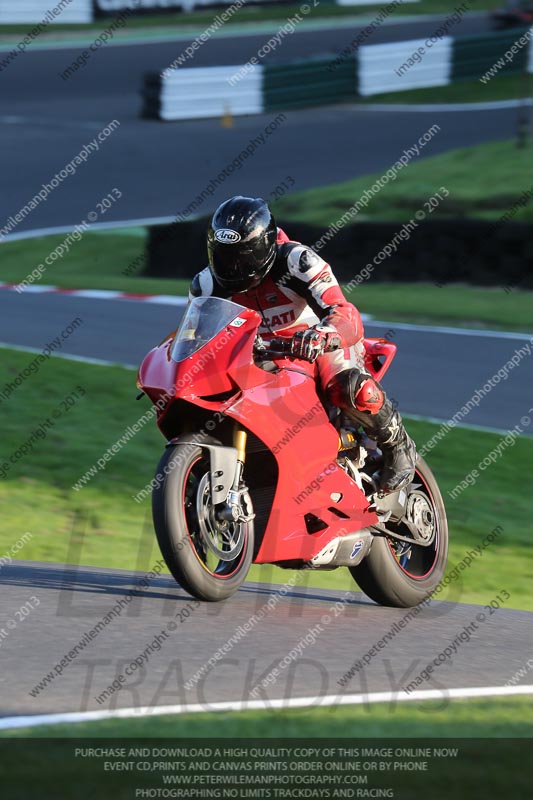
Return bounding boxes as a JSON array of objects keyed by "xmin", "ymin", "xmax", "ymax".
[{"xmin": 138, "ymin": 296, "xmax": 448, "ymax": 607}]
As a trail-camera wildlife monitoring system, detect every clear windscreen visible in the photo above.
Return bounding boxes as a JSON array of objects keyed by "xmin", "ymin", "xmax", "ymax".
[{"xmin": 170, "ymin": 296, "xmax": 248, "ymax": 362}]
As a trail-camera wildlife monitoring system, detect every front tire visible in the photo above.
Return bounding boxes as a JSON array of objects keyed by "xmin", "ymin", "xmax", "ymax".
[
  {"xmin": 152, "ymin": 438, "xmax": 254, "ymax": 601},
  {"xmin": 350, "ymin": 456, "xmax": 448, "ymax": 607}
]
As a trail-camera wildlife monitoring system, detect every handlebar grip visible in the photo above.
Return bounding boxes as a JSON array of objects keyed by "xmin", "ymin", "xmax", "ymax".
[
  {"xmin": 259, "ymin": 333, "xmax": 341, "ymax": 361},
  {"xmin": 268, "ymin": 337, "xmax": 294, "ymax": 354}
]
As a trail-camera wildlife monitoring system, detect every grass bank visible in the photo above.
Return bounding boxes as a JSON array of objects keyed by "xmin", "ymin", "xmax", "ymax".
[
  {"xmin": 2, "ymin": 695, "xmax": 532, "ymax": 738},
  {"xmin": 273, "ymin": 139, "xmax": 533, "ymax": 226},
  {"xmin": 4, "ymin": 135, "xmax": 533, "ymax": 334}
]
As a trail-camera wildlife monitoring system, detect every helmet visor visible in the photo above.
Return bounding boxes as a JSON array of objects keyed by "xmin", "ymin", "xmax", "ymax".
[{"xmin": 208, "ymin": 236, "xmax": 274, "ymax": 291}]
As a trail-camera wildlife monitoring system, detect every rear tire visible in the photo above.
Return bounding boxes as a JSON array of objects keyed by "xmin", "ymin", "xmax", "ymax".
[
  {"xmin": 350, "ymin": 456, "xmax": 448, "ymax": 607},
  {"xmin": 152, "ymin": 437, "xmax": 254, "ymax": 601}
]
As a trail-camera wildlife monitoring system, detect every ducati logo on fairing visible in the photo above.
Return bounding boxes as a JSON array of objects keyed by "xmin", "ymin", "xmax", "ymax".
[{"xmin": 214, "ymin": 229, "xmax": 241, "ymax": 244}]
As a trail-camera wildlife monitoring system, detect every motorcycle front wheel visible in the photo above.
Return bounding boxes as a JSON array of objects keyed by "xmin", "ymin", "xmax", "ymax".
[
  {"xmin": 152, "ymin": 437, "xmax": 254, "ymax": 601},
  {"xmin": 350, "ymin": 455, "xmax": 448, "ymax": 608}
]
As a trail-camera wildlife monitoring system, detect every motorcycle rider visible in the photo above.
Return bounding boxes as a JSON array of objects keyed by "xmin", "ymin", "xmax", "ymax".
[{"xmin": 189, "ymin": 196, "xmax": 416, "ymax": 495}]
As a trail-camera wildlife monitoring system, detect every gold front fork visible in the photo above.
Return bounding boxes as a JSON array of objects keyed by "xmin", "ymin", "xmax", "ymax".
[
  {"xmin": 234, "ymin": 427, "xmax": 247, "ymax": 463},
  {"xmin": 232, "ymin": 427, "xmax": 247, "ymax": 489}
]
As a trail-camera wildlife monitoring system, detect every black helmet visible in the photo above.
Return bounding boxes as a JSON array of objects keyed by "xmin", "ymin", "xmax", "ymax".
[{"xmin": 207, "ymin": 196, "xmax": 277, "ymax": 293}]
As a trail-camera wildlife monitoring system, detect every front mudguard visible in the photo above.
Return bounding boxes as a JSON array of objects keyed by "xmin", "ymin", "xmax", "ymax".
[{"xmin": 166, "ymin": 435, "xmax": 238, "ymax": 505}]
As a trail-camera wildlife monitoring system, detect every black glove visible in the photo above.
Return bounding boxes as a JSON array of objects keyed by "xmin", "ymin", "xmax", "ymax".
[{"xmin": 291, "ymin": 326, "xmax": 341, "ymax": 363}]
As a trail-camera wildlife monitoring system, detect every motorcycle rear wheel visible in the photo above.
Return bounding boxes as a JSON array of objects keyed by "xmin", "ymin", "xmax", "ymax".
[
  {"xmin": 349, "ymin": 455, "xmax": 448, "ymax": 608},
  {"xmin": 152, "ymin": 438, "xmax": 254, "ymax": 602}
]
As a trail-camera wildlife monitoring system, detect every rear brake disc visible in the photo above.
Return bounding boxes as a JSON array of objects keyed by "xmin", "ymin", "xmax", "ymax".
[{"xmin": 406, "ymin": 490, "xmax": 436, "ymax": 546}]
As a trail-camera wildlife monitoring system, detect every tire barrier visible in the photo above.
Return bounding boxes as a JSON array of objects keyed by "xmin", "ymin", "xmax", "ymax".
[{"xmin": 142, "ymin": 26, "xmax": 533, "ymax": 121}]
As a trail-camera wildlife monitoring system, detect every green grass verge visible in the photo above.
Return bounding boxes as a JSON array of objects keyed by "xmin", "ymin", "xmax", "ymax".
[
  {"xmin": 3, "ymin": 137, "xmax": 533, "ymax": 332},
  {"xmin": 3, "ymin": 233, "xmax": 532, "ymax": 333},
  {"xmin": 2, "ymin": 697, "xmax": 532, "ymax": 738},
  {"xmin": 360, "ymin": 72, "xmax": 533, "ymax": 105},
  {"xmin": 0, "ymin": 349, "xmax": 531, "ymax": 611},
  {"xmin": 273, "ymin": 139, "xmax": 533, "ymax": 225},
  {"xmin": 0, "ymin": 2, "xmax": 503, "ymax": 36},
  {"xmin": 347, "ymin": 282, "xmax": 533, "ymax": 332},
  {"xmin": 2, "ymin": 232, "xmax": 533, "ymax": 331},
  {"xmin": 0, "ymin": 230, "xmax": 183, "ymax": 296}
]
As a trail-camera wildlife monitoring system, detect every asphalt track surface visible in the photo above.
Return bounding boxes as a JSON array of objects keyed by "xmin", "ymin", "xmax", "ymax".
[
  {"xmin": 1, "ymin": 290, "xmax": 532, "ymax": 431},
  {"xmin": 2, "ymin": 102, "xmax": 519, "ymax": 235},
  {"xmin": 1, "ymin": 560, "xmax": 531, "ymax": 718},
  {"xmin": 0, "ymin": 14, "xmax": 518, "ymax": 233}
]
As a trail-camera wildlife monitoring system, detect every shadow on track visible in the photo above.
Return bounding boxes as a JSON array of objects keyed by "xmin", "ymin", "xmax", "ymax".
[{"xmin": 0, "ymin": 561, "xmax": 375, "ymax": 607}]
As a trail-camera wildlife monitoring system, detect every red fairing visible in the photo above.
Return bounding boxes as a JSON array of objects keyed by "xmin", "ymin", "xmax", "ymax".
[
  {"xmin": 138, "ymin": 302, "xmax": 381, "ymax": 564},
  {"xmin": 138, "ymin": 307, "xmax": 264, "ymax": 416},
  {"xmin": 363, "ymin": 338, "xmax": 397, "ymax": 382}
]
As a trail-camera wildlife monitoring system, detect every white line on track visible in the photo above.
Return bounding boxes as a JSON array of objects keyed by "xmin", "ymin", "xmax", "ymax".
[
  {"xmin": 357, "ymin": 99, "xmax": 533, "ymax": 113},
  {"xmin": 7, "ymin": 284, "xmax": 53, "ymax": 293},
  {"xmin": 66, "ymin": 289, "xmax": 122, "ymax": 300},
  {"xmin": 0, "ymin": 115, "xmax": 111, "ymax": 131},
  {"xmin": 401, "ymin": 412, "xmax": 528, "ymax": 437},
  {"xmin": 0, "ymin": 217, "xmax": 177, "ymax": 242},
  {"xmin": 1, "ymin": 684, "xmax": 532, "ymax": 731},
  {"xmin": 366, "ymin": 319, "xmax": 533, "ymax": 341},
  {"xmin": 0, "ymin": 341, "xmax": 136, "ymax": 370},
  {"xmin": 144, "ymin": 295, "xmax": 190, "ymax": 305}
]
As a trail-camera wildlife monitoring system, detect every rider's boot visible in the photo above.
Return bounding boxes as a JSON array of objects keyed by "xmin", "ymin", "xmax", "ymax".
[{"xmin": 327, "ymin": 370, "xmax": 417, "ymax": 495}]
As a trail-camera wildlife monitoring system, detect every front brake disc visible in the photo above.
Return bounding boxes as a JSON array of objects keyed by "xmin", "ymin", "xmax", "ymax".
[{"xmin": 196, "ymin": 473, "xmax": 245, "ymax": 561}]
